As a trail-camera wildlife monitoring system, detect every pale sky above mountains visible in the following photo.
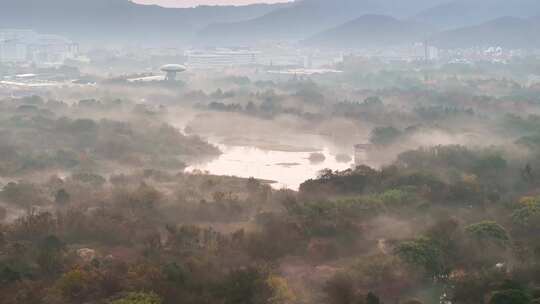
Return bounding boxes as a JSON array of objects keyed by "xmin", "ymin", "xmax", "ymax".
[{"xmin": 133, "ymin": 0, "xmax": 292, "ymax": 8}]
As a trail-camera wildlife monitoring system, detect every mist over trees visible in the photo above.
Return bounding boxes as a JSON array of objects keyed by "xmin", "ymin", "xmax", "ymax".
[
  {"xmin": 2, "ymin": 63, "xmax": 540, "ymax": 303},
  {"xmin": 3, "ymin": 0, "xmax": 540, "ymax": 303}
]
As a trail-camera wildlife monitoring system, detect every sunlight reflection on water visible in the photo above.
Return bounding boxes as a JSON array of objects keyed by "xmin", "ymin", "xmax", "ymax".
[{"xmin": 186, "ymin": 144, "xmax": 354, "ymax": 190}]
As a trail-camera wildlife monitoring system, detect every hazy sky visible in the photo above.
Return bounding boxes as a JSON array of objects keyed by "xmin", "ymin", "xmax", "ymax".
[{"xmin": 133, "ymin": 0, "xmax": 292, "ymax": 8}]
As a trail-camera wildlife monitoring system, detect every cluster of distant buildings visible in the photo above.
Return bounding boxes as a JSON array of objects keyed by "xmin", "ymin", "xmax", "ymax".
[
  {"xmin": 343, "ymin": 43, "xmax": 440, "ymax": 63},
  {"xmin": 440, "ymin": 47, "xmax": 527, "ymax": 64},
  {"xmin": 340, "ymin": 44, "xmax": 537, "ymax": 69},
  {"xmin": 1, "ymin": 27, "xmax": 526, "ymax": 73},
  {"xmin": 183, "ymin": 46, "xmax": 342, "ymax": 70},
  {"xmin": 0, "ymin": 29, "xmax": 78, "ymax": 66},
  {"xmin": 175, "ymin": 43, "xmax": 530, "ymax": 76},
  {"xmin": 182, "ymin": 43, "xmax": 442, "ymax": 71},
  {"xmin": 1, "ymin": 28, "xmax": 535, "ymax": 87}
]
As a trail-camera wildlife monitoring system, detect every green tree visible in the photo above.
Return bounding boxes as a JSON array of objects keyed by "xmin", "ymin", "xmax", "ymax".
[
  {"xmin": 0, "ymin": 206, "xmax": 6, "ymax": 221},
  {"xmin": 402, "ymin": 299, "xmax": 423, "ymax": 304},
  {"xmin": 37, "ymin": 235, "xmax": 65, "ymax": 275},
  {"xmin": 55, "ymin": 189, "xmax": 70, "ymax": 205},
  {"xmin": 512, "ymin": 201, "xmax": 540, "ymax": 231},
  {"xmin": 324, "ymin": 273, "xmax": 356, "ymax": 304},
  {"xmin": 465, "ymin": 221, "xmax": 509, "ymax": 246},
  {"xmin": 55, "ymin": 268, "xmax": 93, "ymax": 302},
  {"xmin": 366, "ymin": 292, "xmax": 381, "ymax": 304},
  {"xmin": 110, "ymin": 292, "xmax": 162, "ymax": 304},
  {"xmin": 489, "ymin": 289, "xmax": 530, "ymax": 304},
  {"xmin": 219, "ymin": 267, "xmax": 272, "ymax": 304},
  {"xmin": 1, "ymin": 182, "xmax": 44, "ymax": 208},
  {"xmin": 0, "ymin": 265, "xmax": 21, "ymax": 283},
  {"xmin": 162, "ymin": 262, "xmax": 186, "ymax": 284},
  {"xmin": 370, "ymin": 126, "xmax": 402, "ymax": 146},
  {"xmin": 395, "ymin": 237, "xmax": 444, "ymax": 276},
  {"xmin": 267, "ymin": 275, "xmax": 296, "ymax": 304}
]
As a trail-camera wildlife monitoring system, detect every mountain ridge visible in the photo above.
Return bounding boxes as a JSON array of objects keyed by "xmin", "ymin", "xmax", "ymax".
[
  {"xmin": 195, "ymin": 0, "xmax": 449, "ymax": 46},
  {"xmin": 303, "ymin": 14, "xmax": 431, "ymax": 49},
  {"xmin": 429, "ymin": 16, "xmax": 540, "ymax": 48},
  {"xmin": 0, "ymin": 0, "xmax": 289, "ymax": 45},
  {"xmin": 413, "ymin": 0, "xmax": 540, "ymax": 29}
]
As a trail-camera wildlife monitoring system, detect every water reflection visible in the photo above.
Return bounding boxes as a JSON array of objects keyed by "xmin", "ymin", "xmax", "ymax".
[{"xmin": 186, "ymin": 144, "xmax": 354, "ymax": 190}]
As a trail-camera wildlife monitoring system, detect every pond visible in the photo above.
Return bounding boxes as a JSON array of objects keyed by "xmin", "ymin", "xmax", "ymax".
[{"xmin": 185, "ymin": 143, "xmax": 355, "ymax": 190}]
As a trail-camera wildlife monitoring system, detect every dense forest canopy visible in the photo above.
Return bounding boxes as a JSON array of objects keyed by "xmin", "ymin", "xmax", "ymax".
[
  {"xmin": 4, "ymin": 5, "xmax": 540, "ymax": 300},
  {"xmin": 3, "ymin": 60, "xmax": 540, "ymax": 304}
]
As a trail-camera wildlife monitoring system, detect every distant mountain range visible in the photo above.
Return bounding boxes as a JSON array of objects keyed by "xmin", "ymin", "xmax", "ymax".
[
  {"xmin": 413, "ymin": 0, "xmax": 540, "ymax": 29},
  {"xmin": 2, "ymin": 0, "xmax": 540, "ymax": 49},
  {"xmin": 303, "ymin": 14, "xmax": 540, "ymax": 50},
  {"xmin": 430, "ymin": 16, "xmax": 540, "ymax": 48},
  {"xmin": 303, "ymin": 15, "xmax": 431, "ymax": 49},
  {"xmin": 0, "ymin": 0, "xmax": 289, "ymax": 45},
  {"xmin": 195, "ymin": 0, "xmax": 448, "ymax": 45}
]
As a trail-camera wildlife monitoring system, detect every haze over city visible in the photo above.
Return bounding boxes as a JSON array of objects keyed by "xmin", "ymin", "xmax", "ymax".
[{"xmin": 2, "ymin": 1, "xmax": 540, "ymax": 304}]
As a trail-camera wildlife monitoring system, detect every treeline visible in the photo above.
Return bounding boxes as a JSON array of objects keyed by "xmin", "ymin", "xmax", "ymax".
[
  {"xmin": 3, "ymin": 142, "xmax": 540, "ymax": 303},
  {"xmin": 0, "ymin": 96, "xmax": 219, "ymax": 176}
]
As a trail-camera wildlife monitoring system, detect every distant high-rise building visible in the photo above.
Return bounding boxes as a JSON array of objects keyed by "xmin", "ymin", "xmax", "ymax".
[
  {"xmin": 29, "ymin": 34, "xmax": 79, "ymax": 65},
  {"xmin": 0, "ymin": 39, "xmax": 27, "ymax": 63},
  {"xmin": 412, "ymin": 42, "xmax": 439, "ymax": 62},
  {"xmin": 0, "ymin": 30, "xmax": 35, "ymax": 63},
  {"xmin": 0, "ymin": 29, "xmax": 78, "ymax": 65}
]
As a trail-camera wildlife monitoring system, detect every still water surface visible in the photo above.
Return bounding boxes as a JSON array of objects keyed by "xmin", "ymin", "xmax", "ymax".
[{"xmin": 186, "ymin": 143, "xmax": 354, "ymax": 190}]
